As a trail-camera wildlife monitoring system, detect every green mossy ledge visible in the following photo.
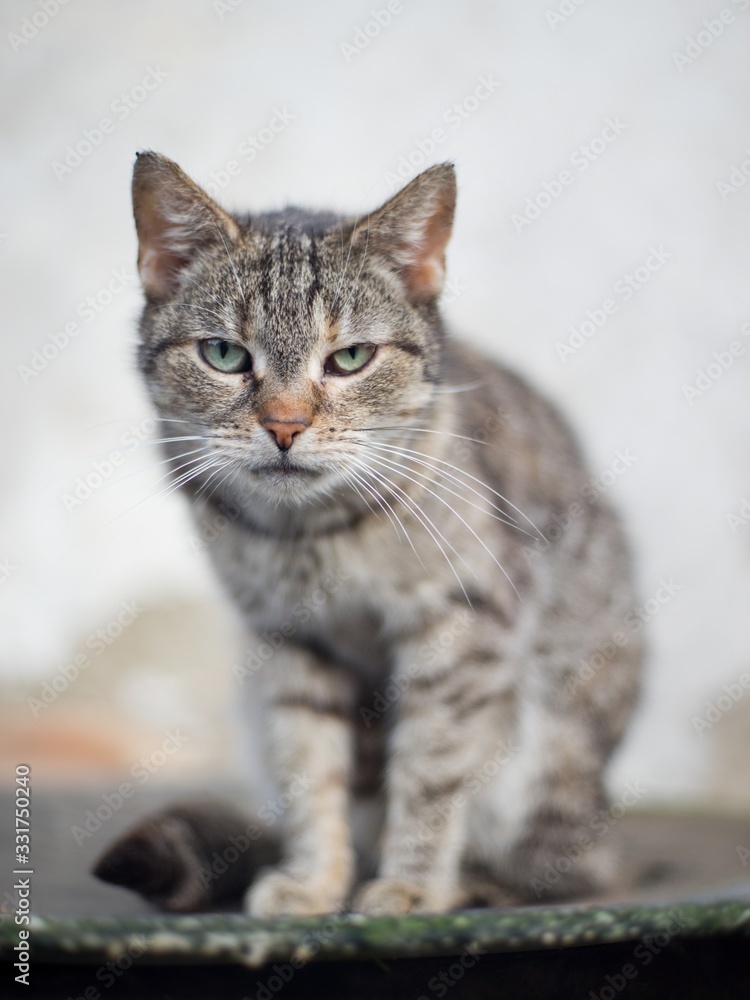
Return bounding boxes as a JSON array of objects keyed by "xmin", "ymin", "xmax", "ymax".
[{"xmin": 2, "ymin": 901, "xmax": 749, "ymax": 968}]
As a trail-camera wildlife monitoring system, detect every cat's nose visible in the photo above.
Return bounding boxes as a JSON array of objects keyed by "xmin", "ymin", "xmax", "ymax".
[{"xmin": 261, "ymin": 415, "xmax": 310, "ymax": 451}]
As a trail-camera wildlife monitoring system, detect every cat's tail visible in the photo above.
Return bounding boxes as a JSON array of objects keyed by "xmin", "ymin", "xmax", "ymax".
[{"xmin": 93, "ymin": 801, "xmax": 280, "ymax": 912}]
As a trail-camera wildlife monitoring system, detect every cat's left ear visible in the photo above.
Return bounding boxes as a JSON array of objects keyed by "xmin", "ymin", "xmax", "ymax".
[
  {"xmin": 354, "ymin": 164, "xmax": 456, "ymax": 305},
  {"xmin": 132, "ymin": 151, "xmax": 240, "ymax": 303}
]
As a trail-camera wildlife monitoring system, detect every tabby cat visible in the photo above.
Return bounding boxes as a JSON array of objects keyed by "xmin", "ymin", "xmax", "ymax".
[{"xmin": 94, "ymin": 152, "xmax": 642, "ymax": 916}]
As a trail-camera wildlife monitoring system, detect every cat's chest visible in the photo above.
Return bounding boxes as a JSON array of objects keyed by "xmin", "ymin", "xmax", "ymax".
[{"xmin": 209, "ymin": 518, "xmax": 443, "ymax": 677}]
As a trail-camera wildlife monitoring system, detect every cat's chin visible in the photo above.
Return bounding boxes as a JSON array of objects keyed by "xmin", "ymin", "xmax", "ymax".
[{"xmin": 231, "ymin": 464, "xmax": 345, "ymax": 510}]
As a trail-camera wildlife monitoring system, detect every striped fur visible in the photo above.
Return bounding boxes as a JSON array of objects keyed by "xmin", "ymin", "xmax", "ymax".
[{"xmin": 99, "ymin": 152, "xmax": 642, "ymax": 915}]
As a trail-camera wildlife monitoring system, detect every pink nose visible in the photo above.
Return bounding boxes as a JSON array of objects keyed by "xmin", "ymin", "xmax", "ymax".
[{"xmin": 261, "ymin": 416, "xmax": 310, "ymax": 451}]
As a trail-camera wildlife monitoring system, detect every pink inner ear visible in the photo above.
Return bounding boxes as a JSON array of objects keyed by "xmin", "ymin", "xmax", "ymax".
[
  {"xmin": 138, "ymin": 242, "xmax": 191, "ymax": 300},
  {"xmin": 133, "ymin": 152, "xmax": 244, "ymax": 302},
  {"xmin": 399, "ymin": 202, "xmax": 453, "ymax": 303},
  {"xmin": 133, "ymin": 183, "xmax": 186, "ymax": 300},
  {"xmin": 402, "ymin": 256, "xmax": 445, "ymax": 304}
]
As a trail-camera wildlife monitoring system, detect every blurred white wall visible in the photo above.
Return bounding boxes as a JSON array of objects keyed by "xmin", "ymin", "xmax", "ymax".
[{"xmin": 2, "ymin": 0, "xmax": 750, "ymax": 806}]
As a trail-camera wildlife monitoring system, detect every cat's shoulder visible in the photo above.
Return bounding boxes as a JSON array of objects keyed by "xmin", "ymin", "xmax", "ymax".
[
  {"xmin": 443, "ymin": 336, "xmax": 567, "ymax": 431},
  {"xmin": 443, "ymin": 334, "xmax": 587, "ymax": 484}
]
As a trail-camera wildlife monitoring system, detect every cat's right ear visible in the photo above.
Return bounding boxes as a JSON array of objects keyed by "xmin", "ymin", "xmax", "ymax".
[
  {"xmin": 353, "ymin": 163, "xmax": 456, "ymax": 305},
  {"xmin": 132, "ymin": 151, "xmax": 240, "ymax": 303}
]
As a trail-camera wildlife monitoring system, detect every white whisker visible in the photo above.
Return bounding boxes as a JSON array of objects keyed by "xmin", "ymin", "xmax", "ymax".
[
  {"xmin": 362, "ymin": 450, "xmax": 520, "ymax": 600},
  {"xmin": 195, "ymin": 459, "xmax": 246, "ymax": 511},
  {"xmin": 61, "ymin": 445, "xmax": 215, "ymax": 501},
  {"xmin": 215, "ymin": 224, "xmax": 247, "ymax": 307},
  {"xmin": 357, "ymin": 441, "xmax": 533, "ymax": 537},
  {"xmin": 136, "ymin": 447, "xmax": 217, "ymax": 497},
  {"xmin": 351, "ymin": 457, "xmax": 472, "ymax": 606},
  {"xmin": 163, "ymin": 455, "xmax": 224, "ymax": 496},
  {"xmin": 187, "ymin": 304, "xmax": 234, "ymax": 329},
  {"xmin": 345, "ymin": 463, "xmax": 412, "ymax": 552},
  {"xmin": 331, "ymin": 218, "xmax": 360, "ymax": 314},
  {"xmin": 356, "ymin": 425, "xmax": 490, "ymax": 447},
  {"xmin": 362, "ymin": 439, "xmax": 544, "ymax": 540},
  {"xmin": 431, "ymin": 381, "xmax": 484, "ymax": 395},
  {"xmin": 146, "ymin": 436, "xmax": 211, "ymax": 446},
  {"xmin": 349, "ymin": 462, "xmax": 427, "ymax": 570},
  {"xmin": 151, "ymin": 416, "xmax": 208, "ymax": 426},
  {"xmin": 339, "ymin": 469, "xmax": 379, "ymax": 521},
  {"xmin": 44, "ymin": 435, "xmax": 211, "ymax": 490},
  {"xmin": 50, "ymin": 453, "xmax": 225, "ymax": 569},
  {"xmin": 195, "ymin": 460, "xmax": 234, "ymax": 500}
]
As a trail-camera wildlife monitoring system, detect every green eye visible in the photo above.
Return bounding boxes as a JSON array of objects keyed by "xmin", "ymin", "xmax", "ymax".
[
  {"xmin": 200, "ymin": 338, "xmax": 252, "ymax": 374},
  {"xmin": 325, "ymin": 344, "xmax": 376, "ymax": 375}
]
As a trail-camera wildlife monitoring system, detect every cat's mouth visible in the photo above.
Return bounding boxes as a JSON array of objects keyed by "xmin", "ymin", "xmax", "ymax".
[
  {"xmin": 231, "ymin": 454, "xmax": 338, "ymax": 507},
  {"xmin": 247, "ymin": 457, "xmax": 332, "ymax": 507},
  {"xmin": 253, "ymin": 460, "xmax": 322, "ymax": 478}
]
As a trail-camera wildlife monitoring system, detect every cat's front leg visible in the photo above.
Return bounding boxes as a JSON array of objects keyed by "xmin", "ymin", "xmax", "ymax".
[
  {"xmin": 246, "ymin": 644, "xmax": 356, "ymax": 917},
  {"xmin": 355, "ymin": 609, "xmax": 512, "ymax": 915}
]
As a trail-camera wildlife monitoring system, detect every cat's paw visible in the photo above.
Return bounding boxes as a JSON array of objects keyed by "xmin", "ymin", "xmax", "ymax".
[
  {"xmin": 354, "ymin": 877, "xmax": 445, "ymax": 915},
  {"xmin": 246, "ymin": 869, "xmax": 343, "ymax": 917}
]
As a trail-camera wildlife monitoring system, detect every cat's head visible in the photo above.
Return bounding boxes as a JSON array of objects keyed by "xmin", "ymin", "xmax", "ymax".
[{"xmin": 133, "ymin": 152, "xmax": 456, "ymax": 512}]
